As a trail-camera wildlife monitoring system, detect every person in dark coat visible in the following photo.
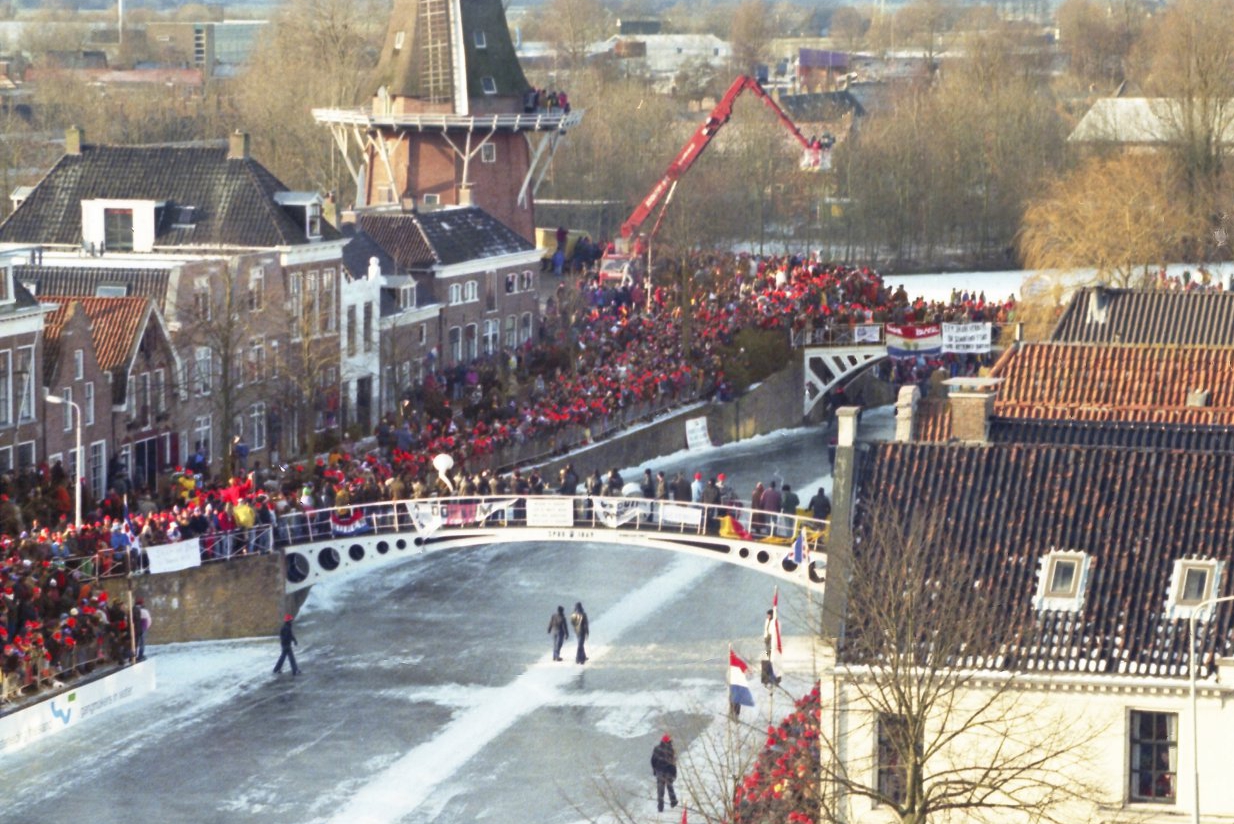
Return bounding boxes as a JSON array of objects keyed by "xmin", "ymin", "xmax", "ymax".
[
  {"xmin": 808, "ymin": 488, "xmax": 832, "ymax": 520},
  {"xmin": 651, "ymin": 734, "xmax": 678, "ymax": 812},
  {"xmin": 570, "ymin": 602, "xmax": 589, "ymax": 664},
  {"xmin": 273, "ymin": 614, "xmax": 300, "ymax": 675},
  {"xmin": 547, "ymin": 605, "xmax": 569, "ymax": 661}
]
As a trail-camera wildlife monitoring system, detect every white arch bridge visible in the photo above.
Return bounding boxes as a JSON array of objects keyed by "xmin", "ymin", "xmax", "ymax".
[{"xmin": 278, "ymin": 495, "xmax": 828, "ymax": 594}]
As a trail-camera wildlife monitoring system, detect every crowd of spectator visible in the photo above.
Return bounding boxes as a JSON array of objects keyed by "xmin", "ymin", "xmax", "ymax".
[
  {"xmin": 0, "ymin": 250, "xmax": 1013, "ymax": 708},
  {"xmin": 733, "ymin": 682, "xmax": 822, "ymax": 824}
]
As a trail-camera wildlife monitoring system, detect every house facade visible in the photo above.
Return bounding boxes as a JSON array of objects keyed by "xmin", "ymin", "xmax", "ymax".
[{"xmin": 0, "ymin": 128, "xmax": 346, "ymax": 476}]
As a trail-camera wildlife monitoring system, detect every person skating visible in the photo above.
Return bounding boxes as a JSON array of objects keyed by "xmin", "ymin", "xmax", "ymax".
[
  {"xmin": 547, "ymin": 605, "xmax": 569, "ymax": 661},
  {"xmin": 570, "ymin": 601, "xmax": 589, "ymax": 664},
  {"xmin": 273, "ymin": 614, "xmax": 301, "ymax": 676},
  {"xmin": 651, "ymin": 734, "xmax": 678, "ymax": 812}
]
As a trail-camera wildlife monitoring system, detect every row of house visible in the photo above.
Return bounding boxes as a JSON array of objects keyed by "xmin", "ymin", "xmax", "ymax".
[
  {"xmin": 0, "ymin": 128, "xmax": 541, "ymax": 498},
  {"xmin": 815, "ymin": 286, "xmax": 1234, "ymax": 822}
]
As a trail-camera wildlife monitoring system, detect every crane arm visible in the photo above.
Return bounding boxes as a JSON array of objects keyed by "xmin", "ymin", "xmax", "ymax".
[{"xmin": 618, "ymin": 75, "xmax": 811, "ymax": 242}]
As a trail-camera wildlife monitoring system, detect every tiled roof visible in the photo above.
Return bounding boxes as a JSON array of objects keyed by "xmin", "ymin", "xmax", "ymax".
[
  {"xmin": 18, "ymin": 265, "xmax": 171, "ymax": 310},
  {"xmin": 851, "ymin": 441, "xmax": 1234, "ymax": 677},
  {"xmin": 989, "ymin": 418, "xmax": 1234, "ymax": 452},
  {"xmin": 0, "ymin": 143, "xmax": 341, "ymax": 249},
  {"xmin": 989, "ymin": 342, "xmax": 1234, "ymax": 425},
  {"xmin": 340, "ymin": 226, "xmax": 396, "ymax": 281},
  {"xmin": 42, "ymin": 296, "xmax": 151, "ymax": 389},
  {"xmin": 1053, "ymin": 287, "xmax": 1234, "ymax": 345},
  {"xmin": 358, "ymin": 206, "xmax": 534, "ymax": 269}
]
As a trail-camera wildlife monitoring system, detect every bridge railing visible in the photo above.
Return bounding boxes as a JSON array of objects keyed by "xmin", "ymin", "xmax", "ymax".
[
  {"xmin": 792, "ymin": 324, "xmax": 886, "ymax": 348},
  {"xmin": 286, "ymin": 494, "xmax": 829, "ymax": 549}
]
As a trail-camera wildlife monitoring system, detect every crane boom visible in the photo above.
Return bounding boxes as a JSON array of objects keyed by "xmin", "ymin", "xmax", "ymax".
[{"xmin": 618, "ymin": 75, "xmax": 814, "ymax": 244}]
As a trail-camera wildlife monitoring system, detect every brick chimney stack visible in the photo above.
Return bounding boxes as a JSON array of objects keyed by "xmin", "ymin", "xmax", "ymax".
[
  {"xmin": 944, "ymin": 378, "xmax": 1003, "ymax": 444},
  {"xmin": 65, "ymin": 126, "xmax": 83, "ymax": 156},
  {"xmin": 228, "ymin": 130, "xmax": 250, "ymax": 161}
]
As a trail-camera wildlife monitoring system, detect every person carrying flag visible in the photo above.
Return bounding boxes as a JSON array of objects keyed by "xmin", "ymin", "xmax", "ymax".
[{"xmin": 650, "ymin": 733, "xmax": 679, "ymax": 812}]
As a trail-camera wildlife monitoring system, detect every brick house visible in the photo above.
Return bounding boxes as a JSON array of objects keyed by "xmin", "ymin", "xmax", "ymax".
[
  {"xmin": 41, "ymin": 296, "xmax": 180, "ymax": 498},
  {"xmin": 356, "ymin": 206, "xmax": 541, "ymax": 378},
  {"xmin": 0, "ymin": 129, "xmax": 347, "ymax": 474},
  {"xmin": 0, "ymin": 251, "xmax": 53, "ymax": 475}
]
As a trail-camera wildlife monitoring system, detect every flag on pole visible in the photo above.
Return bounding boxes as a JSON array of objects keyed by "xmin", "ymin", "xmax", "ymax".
[
  {"xmin": 771, "ymin": 588, "xmax": 783, "ymax": 656},
  {"xmin": 729, "ymin": 649, "xmax": 756, "ymax": 709},
  {"xmin": 792, "ymin": 530, "xmax": 805, "ymax": 565}
]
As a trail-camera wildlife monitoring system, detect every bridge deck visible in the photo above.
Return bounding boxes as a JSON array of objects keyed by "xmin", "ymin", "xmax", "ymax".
[{"xmin": 279, "ymin": 495, "xmax": 828, "ymax": 593}]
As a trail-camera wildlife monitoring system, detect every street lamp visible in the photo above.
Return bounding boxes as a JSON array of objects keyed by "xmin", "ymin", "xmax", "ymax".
[
  {"xmin": 1188, "ymin": 593, "xmax": 1234, "ymax": 824},
  {"xmin": 45, "ymin": 394, "xmax": 82, "ymax": 530}
]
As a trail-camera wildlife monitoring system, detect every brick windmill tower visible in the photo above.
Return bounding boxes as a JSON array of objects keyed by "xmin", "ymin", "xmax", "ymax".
[{"xmin": 314, "ymin": 0, "xmax": 581, "ymax": 241}]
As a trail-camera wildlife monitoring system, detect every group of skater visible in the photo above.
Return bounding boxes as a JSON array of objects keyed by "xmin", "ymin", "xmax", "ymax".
[{"xmin": 546, "ymin": 602, "xmax": 589, "ymax": 664}]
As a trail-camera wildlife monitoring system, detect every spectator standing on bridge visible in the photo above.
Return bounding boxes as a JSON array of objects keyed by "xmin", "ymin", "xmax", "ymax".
[
  {"xmin": 808, "ymin": 488, "xmax": 831, "ymax": 521},
  {"xmin": 570, "ymin": 602, "xmax": 589, "ymax": 664},
  {"xmin": 273, "ymin": 614, "xmax": 301, "ymax": 676},
  {"xmin": 548, "ymin": 605, "xmax": 569, "ymax": 661}
]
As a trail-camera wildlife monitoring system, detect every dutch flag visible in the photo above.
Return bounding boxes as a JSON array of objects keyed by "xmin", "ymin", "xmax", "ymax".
[{"xmin": 728, "ymin": 649, "xmax": 756, "ymax": 709}]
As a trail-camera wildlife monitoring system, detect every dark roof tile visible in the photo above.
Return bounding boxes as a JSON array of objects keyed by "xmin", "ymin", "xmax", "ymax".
[{"xmin": 1053, "ymin": 287, "xmax": 1234, "ymax": 345}]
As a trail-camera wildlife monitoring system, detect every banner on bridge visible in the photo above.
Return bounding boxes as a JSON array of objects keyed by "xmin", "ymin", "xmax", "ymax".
[
  {"xmin": 146, "ymin": 538, "xmax": 201, "ymax": 574},
  {"xmin": 885, "ymin": 324, "xmax": 942, "ymax": 356},
  {"xmin": 526, "ymin": 498, "xmax": 575, "ymax": 527},
  {"xmin": 941, "ymin": 322, "xmax": 992, "ymax": 354}
]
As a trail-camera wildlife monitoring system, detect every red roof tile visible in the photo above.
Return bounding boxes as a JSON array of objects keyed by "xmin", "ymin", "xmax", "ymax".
[{"xmin": 42, "ymin": 296, "xmax": 151, "ymax": 374}]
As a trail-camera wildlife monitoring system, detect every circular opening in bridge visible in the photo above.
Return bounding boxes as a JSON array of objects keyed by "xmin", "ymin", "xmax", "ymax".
[
  {"xmin": 808, "ymin": 560, "xmax": 826, "ymax": 585},
  {"xmin": 737, "ymin": 546, "xmax": 750, "ymax": 559},
  {"xmin": 755, "ymin": 549, "xmax": 772, "ymax": 565},
  {"xmin": 318, "ymin": 547, "xmax": 341, "ymax": 571},
  {"xmin": 286, "ymin": 552, "xmax": 309, "ymax": 584},
  {"xmin": 396, "ymin": 539, "xmax": 408, "ymax": 550},
  {"xmin": 414, "ymin": 536, "xmax": 425, "ymax": 547},
  {"xmin": 377, "ymin": 541, "xmax": 390, "ymax": 554},
  {"xmin": 348, "ymin": 544, "xmax": 365, "ymax": 562},
  {"xmin": 780, "ymin": 557, "xmax": 800, "ymax": 574}
]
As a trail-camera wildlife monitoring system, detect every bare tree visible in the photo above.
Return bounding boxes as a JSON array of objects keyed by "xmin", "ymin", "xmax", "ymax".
[
  {"xmin": 1018, "ymin": 153, "xmax": 1189, "ymax": 287},
  {"xmin": 523, "ymin": 0, "xmax": 609, "ymax": 69},
  {"xmin": 829, "ymin": 7, "xmax": 870, "ymax": 54},
  {"xmin": 820, "ymin": 509, "xmax": 1103, "ymax": 824},
  {"xmin": 1055, "ymin": 0, "xmax": 1144, "ymax": 90},
  {"xmin": 729, "ymin": 0, "xmax": 773, "ymax": 76}
]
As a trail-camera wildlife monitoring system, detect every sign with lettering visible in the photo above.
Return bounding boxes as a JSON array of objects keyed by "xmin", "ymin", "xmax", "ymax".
[
  {"xmin": 146, "ymin": 538, "xmax": 201, "ymax": 574},
  {"xmin": 686, "ymin": 417, "xmax": 711, "ymax": 451},
  {"xmin": 942, "ymin": 322, "xmax": 992, "ymax": 354},
  {"xmin": 526, "ymin": 497, "xmax": 575, "ymax": 527}
]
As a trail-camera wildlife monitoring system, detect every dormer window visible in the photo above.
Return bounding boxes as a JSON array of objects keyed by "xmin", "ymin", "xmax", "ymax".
[
  {"xmin": 273, "ymin": 192, "xmax": 323, "ymax": 241},
  {"xmin": 474, "ymin": 30, "xmax": 486, "ymax": 48},
  {"xmin": 1167, "ymin": 559, "xmax": 1222, "ymax": 619},
  {"xmin": 481, "ymin": 76, "xmax": 497, "ymax": 95},
  {"xmin": 1034, "ymin": 550, "xmax": 1091, "ymax": 613},
  {"xmin": 105, "ymin": 208, "xmax": 134, "ymax": 251},
  {"xmin": 81, "ymin": 198, "xmax": 160, "ymax": 253},
  {"xmin": 307, "ymin": 202, "xmax": 322, "ymax": 239}
]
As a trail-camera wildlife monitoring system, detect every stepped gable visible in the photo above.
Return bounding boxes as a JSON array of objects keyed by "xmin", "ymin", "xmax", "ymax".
[
  {"xmin": 851, "ymin": 441, "xmax": 1234, "ymax": 678},
  {"xmin": 357, "ymin": 206, "xmax": 533, "ymax": 269},
  {"xmin": 17, "ymin": 265, "xmax": 171, "ymax": 308},
  {"xmin": 989, "ymin": 342, "xmax": 1234, "ymax": 425},
  {"xmin": 41, "ymin": 295, "xmax": 151, "ymax": 388},
  {"xmin": 1053, "ymin": 287, "xmax": 1234, "ymax": 345},
  {"xmin": 371, "ymin": 0, "xmax": 530, "ymax": 104},
  {"xmin": 0, "ymin": 143, "xmax": 340, "ymax": 249}
]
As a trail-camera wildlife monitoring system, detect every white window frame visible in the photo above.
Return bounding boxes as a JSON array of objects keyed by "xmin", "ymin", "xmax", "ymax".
[
  {"xmin": 0, "ymin": 350, "xmax": 9, "ymax": 427},
  {"xmin": 84, "ymin": 381, "xmax": 95, "ymax": 425},
  {"xmin": 464, "ymin": 280, "xmax": 478, "ymax": 303},
  {"xmin": 60, "ymin": 386, "xmax": 74, "ymax": 431},
  {"xmin": 520, "ymin": 312, "xmax": 533, "ymax": 343},
  {"xmin": 0, "ymin": 445, "xmax": 11, "ymax": 473},
  {"xmin": 481, "ymin": 76, "xmax": 497, "ymax": 94},
  {"xmin": 473, "ymin": 30, "xmax": 487, "ymax": 48},
  {"xmin": 15, "ymin": 345, "xmax": 32, "ymax": 422},
  {"xmin": 195, "ymin": 346, "xmax": 212, "ymax": 395},
  {"xmin": 87, "ymin": 440, "xmax": 106, "ymax": 497},
  {"xmin": 1166, "ymin": 559, "xmax": 1223, "ymax": 619},
  {"xmin": 1033, "ymin": 550, "xmax": 1091, "ymax": 613},
  {"xmin": 74, "ymin": 348, "xmax": 84, "ymax": 380},
  {"xmin": 1128, "ymin": 709, "xmax": 1177, "ymax": 804},
  {"xmin": 480, "ymin": 143, "xmax": 497, "ymax": 164},
  {"xmin": 449, "ymin": 283, "xmax": 462, "ymax": 305},
  {"xmin": 250, "ymin": 402, "xmax": 266, "ymax": 451}
]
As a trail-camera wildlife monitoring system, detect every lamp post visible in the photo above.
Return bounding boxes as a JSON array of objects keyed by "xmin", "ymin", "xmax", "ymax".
[
  {"xmin": 1188, "ymin": 593, "xmax": 1234, "ymax": 824},
  {"xmin": 45, "ymin": 394, "xmax": 82, "ymax": 530}
]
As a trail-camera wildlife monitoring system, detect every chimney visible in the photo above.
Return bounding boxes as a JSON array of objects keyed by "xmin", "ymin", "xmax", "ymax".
[
  {"xmin": 894, "ymin": 384, "xmax": 920, "ymax": 443},
  {"xmin": 820, "ymin": 406, "xmax": 862, "ymax": 642},
  {"xmin": 65, "ymin": 126, "xmax": 83, "ymax": 156},
  {"xmin": 945, "ymin": 378, "xmax": 1002, "ymax": 444},
  {"xmin": 1086, "ymin": 286, "xmax": 1109, "ymax": 324},
  {"xmin": 228, "ymin": 130, "xmax": 250, "ymax": 161}
]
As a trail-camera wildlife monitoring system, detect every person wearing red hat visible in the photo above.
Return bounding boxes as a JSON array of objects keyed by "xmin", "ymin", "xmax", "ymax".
[
  {"xmin": 651, "ymin": 733, "xmax": 678, "ymax": 812},
  {"xmin": 273, "ymin": 613, "xmax": 301, "ymax": 676}
]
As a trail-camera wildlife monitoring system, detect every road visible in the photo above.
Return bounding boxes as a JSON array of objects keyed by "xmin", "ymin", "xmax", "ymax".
[{"xmin": 3, "ymin": 418, "xmax": 892, "ymax": 824}]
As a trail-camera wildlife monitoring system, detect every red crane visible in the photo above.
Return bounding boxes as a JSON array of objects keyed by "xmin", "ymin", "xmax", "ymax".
[{"xmin": 612, "ymin": 75, "xmax": 820, "ymax": 261}]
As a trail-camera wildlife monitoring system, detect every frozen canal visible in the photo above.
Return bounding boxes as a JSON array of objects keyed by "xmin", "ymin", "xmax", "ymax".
[{"xmin": 2, "ymin": 419, "xmax": 892, "ymax": 824}]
